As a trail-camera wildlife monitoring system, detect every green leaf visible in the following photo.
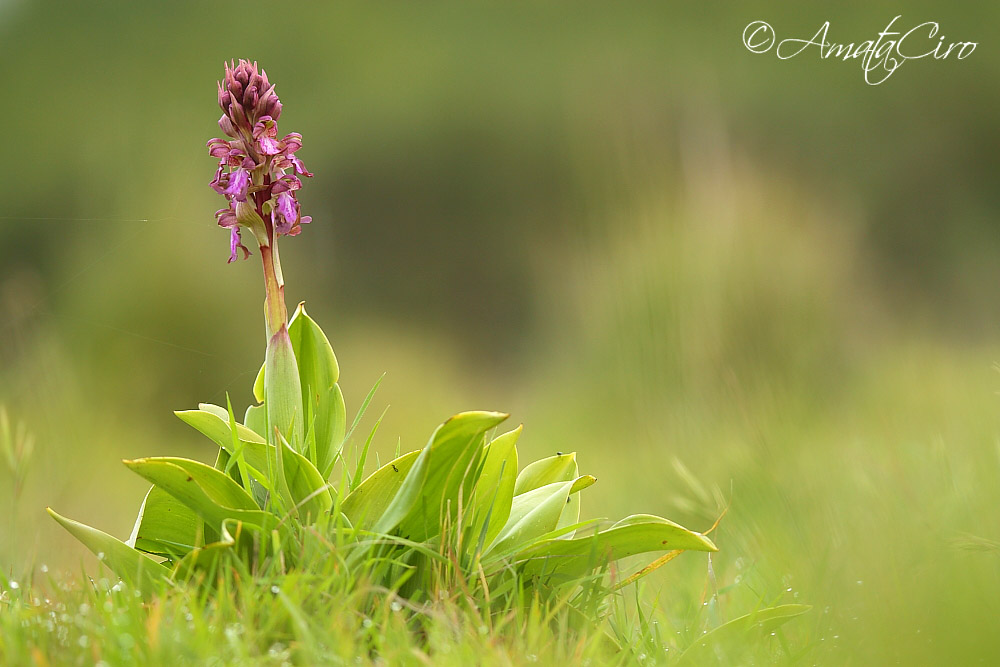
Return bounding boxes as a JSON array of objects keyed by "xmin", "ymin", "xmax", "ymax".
[
  {"xmin": 252, "ymin": 361, "xmax": 265, "ymax": 403},
  {"xmin": 126, "ymin": 485, "xmax": 201, "ymax": 560},
  {"xmin": 175, "ymin": 409, "xmax": 266, "ymax": 447},
  {"xmin": 289, "ymin": 304, "xmax": 345, "ymax": 475},
  {"xmin": 676, "ymin": 604, "xmax": 812, "ymax": 665},
  {"xmin": 47, "ymin": 508, "xmax": 171, "ymax": 594},
  {"xmin": 253, "ymin": 305, "xmax": 345, "ymax": 474},
  {"xmin": 175, "ymin": 408, "xmax": 275, "ymax": 504},
  {"xmin": 265, "ymin": 324, "xmax": 304, "ymax": 449},
  {"xmin": 486, "ymin": 475, "xmax": 594, "ymax": 558},
  {"xmin": 397, "ymin": 411, "xmax": 509, "ymax": 543},
  {"xmin": 372, "ymin": 444, "xmax": 431, "ymax": 535},
  {"xmin": 517, "ymin": 513, "xmax": 718, "ymax": 580},
  {"xmin": 468, "ymin": 426, "xmax": 521, "ymax": 551},
  {"xmin": 341, "ymin": 450, "xmax": 420, "ymax": 530},
  {"xmin": 124, "ymin": 457, "xmax": 275, "ymax": 530},
  {"xmin": 513, "ymin": 451, "xmax": 585, "ymax": 540},
  {"xmin": 197, "ymin": 403, "xmax": 231, "ymax": 421},
  {"xmin": 244, "ymin": 403, "xmax": 267, "ymax": 440},
  {"xmin": 276, "ymin": 435, "xmax": 333, "ymax": 523},
  {"xmin": 352, "ymin": 406, "xmax": 388, "ymax": 491},
  {"xmin": 288, "ymin": 302, "xmax": 338, "ymax": 385},
  {"xmin": 514, "ymin": 451, "xmax": 579, "ymax": 495},
  {"xmin": 313, "ymin": 384, "xmax": 346, "ymax": 478}
]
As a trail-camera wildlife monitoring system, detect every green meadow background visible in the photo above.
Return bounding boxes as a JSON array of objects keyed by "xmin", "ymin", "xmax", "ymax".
[{"xmin": 2, "ymin": 2, "xmax": 998, "ymax": 662}]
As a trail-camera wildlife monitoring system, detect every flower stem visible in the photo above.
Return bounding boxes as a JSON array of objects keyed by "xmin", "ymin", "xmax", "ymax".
[{"xmin": 260, "ymin": 239, "xmax": 287, "ymax": 338}]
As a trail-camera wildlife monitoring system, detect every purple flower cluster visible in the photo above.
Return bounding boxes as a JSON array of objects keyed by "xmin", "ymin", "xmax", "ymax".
[{"xmin": 208, "ymin": 60, "xmax": 312, "ymax": 262}]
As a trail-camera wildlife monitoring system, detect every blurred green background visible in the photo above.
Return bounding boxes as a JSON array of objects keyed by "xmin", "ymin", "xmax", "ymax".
[{"xmin": 2, "ymin": 1, "xmax": 999, "ymax": 662}]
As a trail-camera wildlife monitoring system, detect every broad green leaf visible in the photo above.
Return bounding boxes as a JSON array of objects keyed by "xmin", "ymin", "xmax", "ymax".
[
  {"xmin": 372, "ymin": 444, "xmax": 431, "ymax": 535},
  {"xmin": 676, "ymin": 604, "xmax": 812, "ymax": 665},
  {"xmin": 244, "ymin": 403, "xmax": 267, "ymax": 440},
  {"xmin": 256, "ymin": 305, "xmax": 341, "ymax": 390},
  {"xmin": 288, "ymin": 302, "xmax": 340, "ymax": 388},
  {"xmin": 265, "ymin": 324, "xmax": 304, "ymax": 448},
  {"xmin": 126, "ymin": 485, "xmax": 201, "ymax": 560},
  {"xmin": 557, "ymin": 487, "xmax": 582, "ymax": 538},
  {"xmin": 197, "ymin": 403, "xmax": 230, "ymax": 421},
  {"xmin": 487, "ymin": 475, "xmax": 595, "ymax": 558},
  {"xmin": 47, "ymin": 508, "xmax": 171, "ymax": 594},
  {"xmin": 175, "ymin": 409, "xmax": 276, "ymax": 503},
  {"xmin": 312, "ymin": 384, "xmax": 346, "ymax": 478},
  {"xmin": 290, "ymin": 304, "xmax": 345, "ymax": 476},
  {"xmin": 175, "ymin": 409, "xmax": 266, "ymax": 447},
  {"xmin": 254, "ymin": 305, "xmax": 345, "ymax": 474},
  {"xmin": 514, "ymin": 451, "xmax": 585, "ymax": 540},
  {"xmin": 518, "ymin": 513, "xmax": 717, "ymax": 580},
  {"xmin": 124, "ymin": 457, "xmax": 275, "ymax": 530},
  {"xmin": 514, "ymin": 451, "xmax": 578, "ymax": 495},
  {"xmin": 398, "ymin": 411, "xmax": 508, "ymax": 543},
  {"xmin": 341, "ymin": 450, "xmax": 420, "ymax": 529},
  {"xmin": 276, "ymin": 435, "xmax": 333, "ymax": 523},
  {"xmin": 468, "ymin": 426, "xmax": 521, "ymax": 550}
]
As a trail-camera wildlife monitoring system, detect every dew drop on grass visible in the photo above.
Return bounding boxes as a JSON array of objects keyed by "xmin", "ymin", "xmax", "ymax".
[
  {"xmin": 225, "ymin": 623, "xmax": 244, "ymax": 641},
  {"xmin": 40, "ymin": 564, "xmax": 48, "ymax": 573},
  {"xmin": 362, "ymin": 618, "xmax": 373, "ymax": 629},
  {"xmin": 78, "ymin": 635, "xmax": 89, "ymax": 648},
  {"xmin": 270, "ymin": 585, "xmax": 280, "ymax": 595},
  {"xmin": 97, "ymin": 552, "xmax": 105, "ymax": 561},
  {"xmin": 390, "ymin": 601, "xmax": 402, "ymax": 612},
  {"xmin": 9, "ymin": 581, "xmax": 19, "ymax": 590}
]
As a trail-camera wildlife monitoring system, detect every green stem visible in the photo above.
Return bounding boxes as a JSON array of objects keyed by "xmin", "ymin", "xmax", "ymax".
[{"xmin": 259, "ymin": 236, "xmax": 287, "ymax": 338}]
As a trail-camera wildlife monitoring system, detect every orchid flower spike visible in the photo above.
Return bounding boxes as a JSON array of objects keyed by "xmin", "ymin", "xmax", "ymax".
[{"xmin": 207, "ymin": 59, "xmax": 313, "ymax": 263}]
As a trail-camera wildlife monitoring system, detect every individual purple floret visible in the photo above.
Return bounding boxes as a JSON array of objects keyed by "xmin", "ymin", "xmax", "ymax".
[{"xmin": 207, "ymin": 60, "xmax": 312, "ymax": 263}]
